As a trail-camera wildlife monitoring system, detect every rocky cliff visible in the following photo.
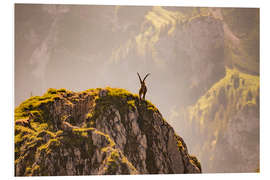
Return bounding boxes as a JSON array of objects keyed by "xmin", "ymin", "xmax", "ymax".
[{"xmin": 15, "ymin": 87, "xmax": 201, "ymax": 176}]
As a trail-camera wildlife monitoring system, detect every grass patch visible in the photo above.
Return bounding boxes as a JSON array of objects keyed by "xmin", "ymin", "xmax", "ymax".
[
  {"xmin": 87, "ymin": 87, "xmax": 158, "ymax": 128},
  {"xmin": 15, "ymin": 87, "xmax": 156, "ymax": 175}
]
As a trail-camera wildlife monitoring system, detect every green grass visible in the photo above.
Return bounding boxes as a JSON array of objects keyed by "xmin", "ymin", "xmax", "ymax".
[
  {"xmin": 102, "ymin": 148, "xmax": 138, "ymax": 174},
  {"xmin": 37, "ymin": 138, "xmax": 60, "ymax": 154},
  {"xmin": 15, "ymin": 87, "xmax": 157, "ymax": 175},
  {"xmin": 14, "ymin": 88, "xmax": 65, "ymax": 130},
  {"xmin": 86, "ymin": 87, "xmax": 159, "ymax": 128},
  {"xmin": 189, "ymin": 155, "xmax": 202, "ymax": 172}
]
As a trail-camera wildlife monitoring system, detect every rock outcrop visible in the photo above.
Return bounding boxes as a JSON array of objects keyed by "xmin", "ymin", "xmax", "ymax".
[{"xmin": 15, "ymin": 87, "xmax": 201, "ymax": 176}]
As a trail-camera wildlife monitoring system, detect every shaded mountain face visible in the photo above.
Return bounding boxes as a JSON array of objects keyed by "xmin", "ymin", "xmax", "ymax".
[{"xmin": 15, "ymin": 88, "xmax": 201, "ymax": 176}]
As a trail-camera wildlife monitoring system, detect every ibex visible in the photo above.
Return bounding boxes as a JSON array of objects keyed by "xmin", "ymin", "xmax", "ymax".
[{"xmin": 137, "ymin": 72, "xmax": 150, "ymax": 100}]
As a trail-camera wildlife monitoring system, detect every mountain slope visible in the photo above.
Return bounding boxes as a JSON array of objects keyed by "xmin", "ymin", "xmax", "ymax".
[
  {"xmin": 110, "ymin": 7, "xmax": 226, "ymax": 110},
  {"xmin": 180, "ymin": 68, "xmax": 259, "ymax": 172},
  {"xmin": 15, "ymin": 87, "xmax": 201, "ymax": 176}
]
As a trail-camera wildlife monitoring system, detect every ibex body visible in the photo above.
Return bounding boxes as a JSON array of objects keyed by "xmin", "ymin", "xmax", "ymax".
[{"xmin": 137, "ymin": 72, "xmax": 150, "ymax": 100}]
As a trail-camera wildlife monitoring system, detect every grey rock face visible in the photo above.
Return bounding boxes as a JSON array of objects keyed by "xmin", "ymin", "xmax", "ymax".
[{"xmin": 15, "ymin": 88, "xmax": 201, "ymax": 176}]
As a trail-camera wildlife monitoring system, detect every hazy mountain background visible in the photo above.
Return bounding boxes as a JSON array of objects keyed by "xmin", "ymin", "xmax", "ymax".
[{"xmin": 15, "ymin": 4, "xmax": 259, "ymax": 173}]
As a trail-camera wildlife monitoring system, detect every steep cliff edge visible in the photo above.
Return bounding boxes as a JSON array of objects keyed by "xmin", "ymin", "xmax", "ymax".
[{"xmin": 15, "ymin": 87, "xmax": 201, "ymax": 176}]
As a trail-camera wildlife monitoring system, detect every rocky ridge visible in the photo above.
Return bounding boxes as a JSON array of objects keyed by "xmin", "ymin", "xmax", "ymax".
[{"xmin": 15, "ymin": 87, "xmax": 201, "ymax": 176}]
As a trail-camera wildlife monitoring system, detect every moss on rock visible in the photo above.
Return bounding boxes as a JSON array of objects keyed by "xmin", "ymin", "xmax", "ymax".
[{"xmin": 15, "ymin": 87, "xmax": 198, "ymax": 175}]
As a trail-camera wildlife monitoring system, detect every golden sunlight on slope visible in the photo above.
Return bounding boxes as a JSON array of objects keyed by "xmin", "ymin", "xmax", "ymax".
[
  {"xmin": 111, "ymin": 6, "xmax": 194, "ymax": 64},
  {"xmin": 136, "ymin": 6, "xmax": 189, "ymax": 64},
  {"xmin": 189, "ymin": 68, "xmax": 259, "ymax": 128},
  {"xmin": 110, "ymin": 7, "xmax": 225, "ymax": 67},
  {"xmin": 145, "ymin": 6, "xmax": 184, "ymax": 34},
  {"xmin": 187, "ymin": 68, "xmax": 259, "ymax": 172}
]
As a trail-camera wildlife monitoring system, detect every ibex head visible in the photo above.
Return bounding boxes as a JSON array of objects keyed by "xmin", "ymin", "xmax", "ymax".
[{"xmin": 137, "ymin": 72, "xmax": 150, "ymax": 85}]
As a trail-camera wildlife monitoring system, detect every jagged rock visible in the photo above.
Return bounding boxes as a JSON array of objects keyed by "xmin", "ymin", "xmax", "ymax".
[{"xmin": 14, "ymin": 87, "xmax": 201, "ymax": 176}]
